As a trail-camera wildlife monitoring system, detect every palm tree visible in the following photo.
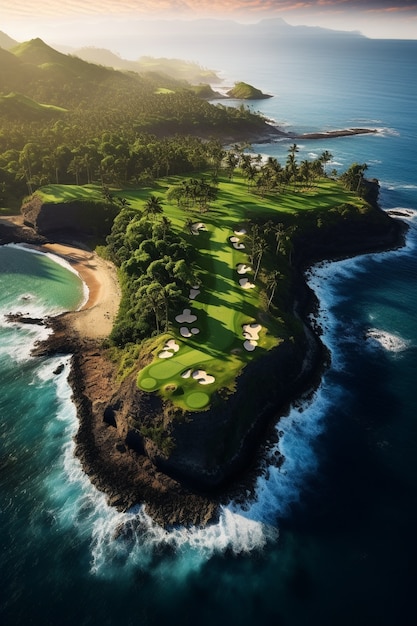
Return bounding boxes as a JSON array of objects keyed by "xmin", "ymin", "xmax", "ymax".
[
  {"xmin": 184, "ymin": 217, "xmax": 195, "ymax": 235},
  {"xmin": 144, "ymin": 195, "xmax": 163, "ymax": 220},
  {"xmin": 273, "ymin": 222, "xmax": 285, "ymax": 254},
  {"xmin": 356, "ymin": 163, "xmax": 368, "ymax": 193},
  {"xmin": 225, "ymin": 151, "xmax": 239, "ymax": 180},
  {"xmin": 159, "ymin": 215, "xmax": 172, "ymax": 241},
  {"xmin": 287, "ymin": 143, "xmax": 299, "ymax": 159},
  {"xmin": 266, "ymin": 270, "xmax": 283, "ymax": 308},
  {"xmin": 319, "ymin": 150, "xmax": 333, "ymax": 176},
  {"xmin": 253, "ymin": 238, "xmax": 269, "ymax": 281}
]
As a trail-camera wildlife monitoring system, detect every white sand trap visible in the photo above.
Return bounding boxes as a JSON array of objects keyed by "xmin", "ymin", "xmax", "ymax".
[
  {"xmin": 239, "ymin": 278, "xmax": 255, "ymax": 289},
  {"xmin": 165, "ymin": 339, "xmax": 179, "ymax": 352},
  {"xmin": 181, "ymin": 369, "xmax": 192, "ymax": 378},
  {"xmin": 189, "ymin": 288, "xmax": 200, "ymax": 300},
  {"xmin": 243, "ymin": 340, "xmax": 257, "ymax": 352},
  {"xmin": 180, "ymin": 326, "xmax": 200, "ymax": 338},
  {"xmin": 158, "ymin": 338, "xmax": 180, "ymax": 358},
  {"xmin": 242, "ymin": 323, "xmax": 262, "ymax": 340},
  {"xmin": 229, "ymin": 236, "xmax": 245, "ymax": 249},
  {"xmin": 192, "ymin": 370, "xmax": 215, "ymax": 385},
  {"xmin": 237, "ymin": 263, "xmax": 252, "ymax": 275},
  {"xmin": 175, "ymin": 308, "xmax": 197, "ymax": 323},
  {"xmin": 191, "ymin": 222, "xmax": 206, "ymax": 235},
  {"xmin": 234, "ymin": 228, "xmax": 247, "ymax": 235},
  {"xmin": 158, "ymin": 350, "xmax": 173, "ymax": 358}
]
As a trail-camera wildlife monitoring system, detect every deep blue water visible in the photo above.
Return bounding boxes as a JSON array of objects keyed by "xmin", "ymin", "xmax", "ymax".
[{"xmin": 1, "ymin": 38, "xmax": 417, "ymax": 626}]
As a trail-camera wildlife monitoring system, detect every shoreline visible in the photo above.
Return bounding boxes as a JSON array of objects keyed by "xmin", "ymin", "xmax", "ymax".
[
  {"xmin": 0, "ymin": 195, "xmax": 408, "ymax": 529},
  {"xmin": 38, "ymin": 242, "xmax": 121, "ymax": 340}
]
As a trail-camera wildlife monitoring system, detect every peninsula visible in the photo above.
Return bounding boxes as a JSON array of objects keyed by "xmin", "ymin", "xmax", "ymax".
[
  {"xmin": 0, "ymin": 36, "xmax": 406, "ymax": 528},
  {"xmin": 0, "ymin": 162, "xmax": 406, "ymax": 528}
]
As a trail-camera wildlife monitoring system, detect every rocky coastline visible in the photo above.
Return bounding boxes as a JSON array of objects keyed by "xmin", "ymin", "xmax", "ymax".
[{"xmin": 0, "ymin": 195, "xmax": 407, "ymax": 528}]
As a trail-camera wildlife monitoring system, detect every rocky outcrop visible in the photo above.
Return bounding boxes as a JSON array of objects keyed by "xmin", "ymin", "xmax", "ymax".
[
  {"xmin": 10, "ymin": 182, "xmax": 409, "ymax": 528},
  {"xmin": 226, "ymin": 81, "xmax": 273, "ymax": 100},
  {"xmin": 21, "ymin": 194, "xmax": 119, "ymax": 242}
]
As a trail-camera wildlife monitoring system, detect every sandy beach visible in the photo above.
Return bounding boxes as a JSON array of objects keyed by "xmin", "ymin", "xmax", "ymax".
[{"xmin": 40, "ymin": 242, "xmax": 121, "ymax": 340}]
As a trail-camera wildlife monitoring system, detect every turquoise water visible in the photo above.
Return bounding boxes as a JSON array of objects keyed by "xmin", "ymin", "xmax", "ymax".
[{"xmin": 1, "ymin": 38, "xmax": 417, "ymax": 626}]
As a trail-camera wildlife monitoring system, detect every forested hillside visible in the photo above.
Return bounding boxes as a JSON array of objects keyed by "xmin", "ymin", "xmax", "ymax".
[{"xmin": 0, "ymin": 37, "xmax": 274, "ymax": 207}]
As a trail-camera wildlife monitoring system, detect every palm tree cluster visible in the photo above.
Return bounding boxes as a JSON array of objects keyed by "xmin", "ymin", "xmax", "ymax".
[
  {"xmin": 339, "ymin": 162, "xmax": 369, "ymax": 197},
  {"xmin": 0, "ymin": 131, "xmax": 226, "ymax": 201},
  {"xmin": 167, "ymin": 177, "xmax": 218, "ymax": 212},
  {"xmin": 106, "ymin": 199, "xmax": 198, "ymax": 346},
  {"xmin": 223, "ymin": 143, "xmax": 334, "ymax": 197}
]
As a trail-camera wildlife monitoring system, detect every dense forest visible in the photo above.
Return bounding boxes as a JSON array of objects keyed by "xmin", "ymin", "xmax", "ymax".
[{"xmin": 0, "ymin": 38, "xmax": 272, "ymax": 207}]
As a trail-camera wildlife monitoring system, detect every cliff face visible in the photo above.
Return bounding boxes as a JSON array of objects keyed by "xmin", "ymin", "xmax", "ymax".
[
  {"xmin": 123, "ymin": 333, "xmax": 315, "ymax": 489},
  {"xmin": 19, "ymin": 183, "xmax": 408, "ymax": 527},
  {"xmin": 21, "ymin": 195, "xmax": 119, "ymax": 241}
]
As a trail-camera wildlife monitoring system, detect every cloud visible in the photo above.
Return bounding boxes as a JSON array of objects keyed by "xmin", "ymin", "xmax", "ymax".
[{"xmin": 2, "ymin": 1, "xmax": 417, "ymax": 19}]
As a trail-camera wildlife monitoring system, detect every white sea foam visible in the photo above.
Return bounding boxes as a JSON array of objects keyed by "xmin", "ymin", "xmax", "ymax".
[
  {"xmin": 6, "ymin": 243, "xmax": 89, "ymax": 310},
  {"xmin": 365, "ymin": 328, "xmax": 409, "ymax": 353},
  {"xmin": 31, "ymin": 199, "xmax": 417, "ymax": 578}
]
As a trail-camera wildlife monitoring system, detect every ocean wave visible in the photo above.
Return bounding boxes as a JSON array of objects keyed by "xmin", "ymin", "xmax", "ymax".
[
  {"xmin": 41, "ymin": 348, "xmax": 338, "ymax": 579},
  {"xmin": 0, "ymin": 319, "xmax": 51, "ymax": 363},
  {"xmin": 31, "ymin": 198, "xmax": 417, "ymax": 575},
  {"xmin": 365, "ymin": 328, "xmax": 409, "ymax": 353},
  {"xmin": 374, "ymin": 127, "xmax": 400, "ymax": 137},
  {"xmin": 8, "ymin": 243, "xmax": 89, "ymax": 311}
]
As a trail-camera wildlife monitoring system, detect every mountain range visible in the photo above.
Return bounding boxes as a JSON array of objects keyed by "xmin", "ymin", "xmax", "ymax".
[{"xmin": 0, "ymin": 17, "xmax": 365, "ymax": 72}]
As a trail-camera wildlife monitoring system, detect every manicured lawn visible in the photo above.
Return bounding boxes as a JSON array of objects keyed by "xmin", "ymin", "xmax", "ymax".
[
  {"xmin": 37, "ymin": 184, "xmax": 104, "ymax": 203},
  {"xmin": 38, "ymin": 173, "xmax": 364, "ymax": 412},
  {"xmin": 135, "ymin": 174, "xmax": 363, "ymax": 410}
]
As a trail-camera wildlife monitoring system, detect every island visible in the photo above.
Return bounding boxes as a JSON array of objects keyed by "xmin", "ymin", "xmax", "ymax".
[{"xmin": 226, "ymin": 81, "xmax": 273, "ymax": 100}]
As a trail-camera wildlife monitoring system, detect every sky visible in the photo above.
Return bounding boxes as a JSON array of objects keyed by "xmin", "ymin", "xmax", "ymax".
[{"xmin": 1, "ymin": 0, "xmax": 417, "ymax": 43}]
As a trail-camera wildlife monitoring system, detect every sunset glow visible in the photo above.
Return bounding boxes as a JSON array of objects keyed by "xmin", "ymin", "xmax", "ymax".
[{"xmin": 1, "ymin": 0, "xmax": 416, "ymax": 41}]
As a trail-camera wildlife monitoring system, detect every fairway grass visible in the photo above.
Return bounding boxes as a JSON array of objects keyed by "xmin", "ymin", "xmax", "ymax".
[
  {"xmin": 38, "ymin": 173, "xmax": 366, "ymax": 412},
  {"xmin": 134, "ymin": 174, "xmax": 365, "ymax": 411}
]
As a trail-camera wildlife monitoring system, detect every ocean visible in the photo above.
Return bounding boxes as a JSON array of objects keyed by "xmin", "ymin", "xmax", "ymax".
[{"xmin": 1, "ymin": 36, "xmax": 416, "ymax": 626}]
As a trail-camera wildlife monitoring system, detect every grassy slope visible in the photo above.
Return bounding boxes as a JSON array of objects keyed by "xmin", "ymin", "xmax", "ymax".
[
  {"xmin": 119, "ymin": 174, "xmax": 365, "ymax": 411},
  {"xmin": 37, "ymin": 175, "xmax": 365, "ymax": 411}
]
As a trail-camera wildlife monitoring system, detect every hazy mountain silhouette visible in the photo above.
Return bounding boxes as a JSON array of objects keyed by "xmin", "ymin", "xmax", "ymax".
[{"xmin": 0, "ymin": 30, "xmax": 19, "ymax": 50}]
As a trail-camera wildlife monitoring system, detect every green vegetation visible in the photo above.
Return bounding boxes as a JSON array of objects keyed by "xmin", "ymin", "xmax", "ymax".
[
  {"xmin": 0, "ymin": 36, "xmax": 378, "ymax": 418},
  {"xmin": 0, "ymin": 38, "xmax": 271, "ymax": 207},
  {"xmin": 0, "ymin": 92, "xmax": 68, "ymax": 120},
  {"xmin": 95, "ymin": 144, "xmax": 371, "ymax": 412},
  {"xmin": 227, "ymin": 82, "xmax": 272, "ymax": 100}
]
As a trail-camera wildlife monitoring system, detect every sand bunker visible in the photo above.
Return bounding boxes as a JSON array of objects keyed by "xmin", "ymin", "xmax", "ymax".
[
  {"xmin": 189, "ymin": 287, "xmax": 200, "ymax": 300},
  {"xmin": 175, "ymin": 308, "xmax": 197, "ymax": 323},
  {"xmin": 192, "ymin": 370, "xmax": 215, "ymax": 385},
  {"xmin": 243, "ymin": 340, "xmax": 257, "ymax": 352},
  {"xmin": 229, "ymin": 235, "xmax": 245, "ymax": 250},
  {"xmin": 242, "ymin": 323, "xmax": 262, "ymax": 351},
  {"xmin": 234, "ymin": 228, "xmax": 247, "ymax": 236},
  {"xmin": 158, "ymin": 338, "xmax": 180, "ymax": 359},
  {"xmin": 181, "ymin": 368, "xmax": 215, "ymax": 384},
  {"xmin": 191, "ymin": 222, "xmax": 206, "ymax": 235},
  {"xmin": 242, "ymin": 323, "xmax": 262, "ymax": 340},
  {"xmin": 180, "ymin": 327, "xmax": 200, "ymax": 337},
  {"xmin": 236, "ymin": 263, "xmax": 252, "ymax": 275},
  {"xmin": 239, "ymin": 278, "xmax": 255, "ymax": 289}
]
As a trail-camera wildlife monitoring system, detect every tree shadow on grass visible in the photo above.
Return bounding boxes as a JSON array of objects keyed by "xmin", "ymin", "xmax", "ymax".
[{"xmin": 177, "ymin": 307, "xmax": 237, "ymax": 358}]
